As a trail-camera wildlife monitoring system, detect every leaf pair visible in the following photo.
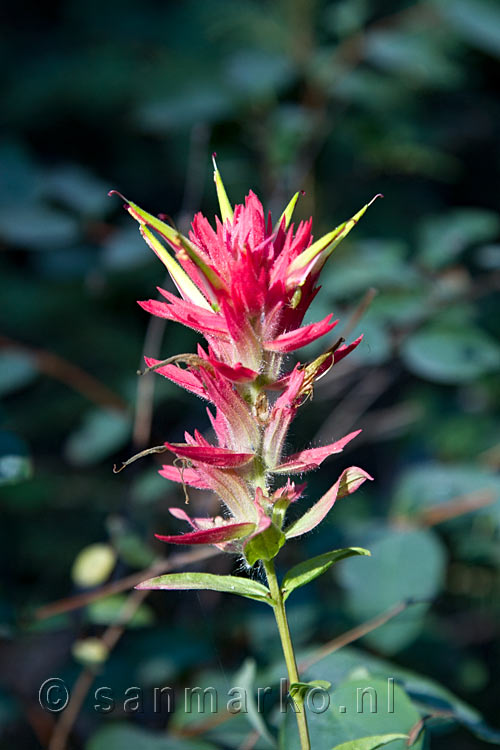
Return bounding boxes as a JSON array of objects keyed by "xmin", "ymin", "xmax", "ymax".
[{"xmin": 137, "ymin": 547, "xmax": 370, "ymax": 603}]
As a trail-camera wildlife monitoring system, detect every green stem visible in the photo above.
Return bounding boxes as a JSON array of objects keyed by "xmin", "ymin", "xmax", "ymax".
[{"xmin": 263, "ymin": 559, "xmax": 311, "ymax": 750}]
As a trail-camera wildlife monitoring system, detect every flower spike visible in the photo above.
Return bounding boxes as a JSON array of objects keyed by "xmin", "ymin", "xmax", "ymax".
[{"xmin": 117, "ymin": 163, "xmax": 377, "ymax": 564}]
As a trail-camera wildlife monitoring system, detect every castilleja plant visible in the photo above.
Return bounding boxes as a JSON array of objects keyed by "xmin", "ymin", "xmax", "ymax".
[{"xmin": 112, "ymin": 159, "xmax": 380, "ymax": 750}]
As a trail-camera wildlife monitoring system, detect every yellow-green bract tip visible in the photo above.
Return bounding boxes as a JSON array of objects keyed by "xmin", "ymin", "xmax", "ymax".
[
  {"xmin": 275, "ymin": 191, "xmax": 302, "ymax": 232},
  {"xmin": 212, "ymin": 153, "xmax": 234, "ymax": 224}
]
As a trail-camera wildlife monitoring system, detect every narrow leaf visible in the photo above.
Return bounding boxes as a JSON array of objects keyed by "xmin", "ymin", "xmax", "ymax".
[
  {"xmin": 331, "ymin": 733, "xmax": 408, "ymax": 750},
  {"xmin": 282, "ymin": 548, "xmax": 371, "ymax": 601},
  {"xmin": 136, "ymin": 572, "xmax": 272, "ymax": 604}
]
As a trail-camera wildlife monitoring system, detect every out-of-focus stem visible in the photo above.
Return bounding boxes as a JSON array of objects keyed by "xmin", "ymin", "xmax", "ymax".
[{"xmin": 263, "ymin": 559, "xmax": 311, "ymax": 750}]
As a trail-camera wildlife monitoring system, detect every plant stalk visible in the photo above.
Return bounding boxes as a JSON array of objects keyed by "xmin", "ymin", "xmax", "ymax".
[{"xmin": 263, "ymin": 559, "xmax": 311, "ymax": 750}]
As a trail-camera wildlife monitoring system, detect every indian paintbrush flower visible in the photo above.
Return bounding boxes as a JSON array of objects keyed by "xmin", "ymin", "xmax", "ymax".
[
  {"xmin": 111, "ymin": 158, "xmax": 377, "ymax": 566},
  {"xmin": 112, "ymin": 158, "xmax": 379, "ymax": 750}
]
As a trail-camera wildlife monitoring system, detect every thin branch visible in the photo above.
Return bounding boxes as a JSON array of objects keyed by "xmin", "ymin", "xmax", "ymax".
[
  {"xmin": 35, "ymin": 547, "xmax": 220, "ymax": 621},
  {"xmin": 298, "ymin": 599, "xmax": 422, "ymax": 673},
  {"xmin": 314, "ymin": 367, "xmax": 397, "ymax": 442},
  {"xmin": 47, "ymin": 589, "xmax": 148, "ymax": 750},
  {"xmin": 396, "ymin": 489, "xmax": 495, "ymax": 528},
  {"xmin": 342, "ymin": 287, "xmax": 378, "ymax": 341},
  {"xmin": 0, "ymin": 334, "xmax": 127, "ymax": 412}
]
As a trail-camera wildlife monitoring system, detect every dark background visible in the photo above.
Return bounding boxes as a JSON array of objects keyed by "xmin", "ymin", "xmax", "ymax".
[{"xmin": 1, "ymin": 1, "xmax": 500, "ymax": 748}]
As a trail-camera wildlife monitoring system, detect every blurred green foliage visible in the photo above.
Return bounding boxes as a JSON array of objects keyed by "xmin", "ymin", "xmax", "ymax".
[{"xmin": 1, "ymin": 0, "xmax": 499, "ymax": 748}]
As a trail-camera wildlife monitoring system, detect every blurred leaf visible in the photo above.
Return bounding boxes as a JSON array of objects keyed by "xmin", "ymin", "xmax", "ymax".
[
  {"xmin": 73, "ymin": 637, "xmax": 109, "ymax": 665},
  {"xmin": 101, "ymin": 226, "xmax": 151, "ymax": 270},
  {"xmin": 323, "ymin": 240, "xmax": 419, "ymax": 299},
  {"xmin": 71, "ymin": 543, "xmax": 116, "ymax": 587},
  {"xmin": 369, "ymin": 290, "xmax": 426, "ymax": 327},
  {"xmin": 0, "ymin": 431, "xmax": 32, "ymax": 486},
  {"xmin": 280, "ymin": 677, "xmax": 422, "ymax": 750},
  {"xmin": 282, "ymin": 548, "xmax": 371, "ymax": 601},
  {"xmin": 0, "ymin": 141, "xmax": 42, "ymax": 207},
  {"xmin": 0, "ymin": 205, "xmax": 80, "ymax": 250},
  {"xmin": 107, "ymin": 516, "xmax": 155, "ymax": 568},
  {"xmin": 418, "ymin": 208, "xmax": 500, "ymax": 269},
  {"xmin": 232, "ymin": 659, "xmax": 276, "ymax": 747},
  {"xmin": 324, "ymin": 0, "xmax": 369, "ymax": 37},
  {"xmin": 86, "ymin": 594, "xmax": 155, "ymax": 627},
  {"xmin": 391, "ymin": 462, "xmax": 500, "ymax": 518},
  {"xmin": 137, "ymin": 88, "xmax": 232, "ymax": 132},
  {"xmin": 87, "ymin": 723, "xmax": 218, "ymax": 749},
  {"xmin": 0, "ymin": 349, "xmax": 38, "ymax": 395},
  {"xmin": 433, "ymin": 0, "xmax": 500, "ymax": 58},
  {"xmin": 34, "ymin": 246, "xmax": 98, "ymax": 279},
  {"xmin": 364, "ymin": 29, "xmax": 462, "ymax": 87},
  {"xmin": 402, "ymin": 324, "xmax": 500, "ymax": 383},
  {"xmin": 64, "ymin": 409, "xmax": 132, "ymax": 466},
  {"xmin": 43, "ymin": 164, "xmax": 110, "ymax": 217},
  {"xmin": 338, "ymin": 528, "xmax": 446, "ymax": 653},
  {"xmin": 331, "ymin": 735, "xmax": 408, "ymax": 750},
  {"xmin": 475, "ymin": 243, "xmax": 500, "ymax": 269},
  {"xmin": 226, "ymin": 50, "xmax": 294, "ymax": 97}
]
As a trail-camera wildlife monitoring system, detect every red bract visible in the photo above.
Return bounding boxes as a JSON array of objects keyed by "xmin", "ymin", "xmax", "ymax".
[{"xmin": 114, "ymin": 159, "xmax": 377, "ymax": 564}]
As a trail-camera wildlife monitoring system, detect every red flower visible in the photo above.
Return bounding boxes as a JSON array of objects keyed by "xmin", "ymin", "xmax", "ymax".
[{"xmin": 113, "ymin": 158, "xmax": 377, "ymax": 562}]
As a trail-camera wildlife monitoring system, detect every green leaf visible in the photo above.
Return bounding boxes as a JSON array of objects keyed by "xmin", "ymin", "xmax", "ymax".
[
  {"xmin": 305, "ymin": 646, "xmax": 500, "ymax": 746},
  {"xmin": 136, "ymin": 572, "xmax": 272, "ymax": 605},
  {"xmin": 401, "ymin": 325, "xmax": 500, "ymax": 384},
  {"xmin": 280, "ymin": 677, "xmax": 422, "ymax": 750},
  {"xmin": 289, "ymin": 680, "xmax": 332, "ymax": 700},
  {"xmin": 417, "ymin": 208, "xmax": 500, "ymax": 269},
  {"xmin": 282, "ymin": 548, "xmax": 371, "ymax": 601},
  {"xmin": 243, "ymin": 524, "xmax": 286, "ymax": 567},
  {"xmin": 331, "ymin": 733, "xmax": 408, "ymax": 750},
  {"xmin": 338, "ymin": 528, "xmax": 446, "ymax": 653}
]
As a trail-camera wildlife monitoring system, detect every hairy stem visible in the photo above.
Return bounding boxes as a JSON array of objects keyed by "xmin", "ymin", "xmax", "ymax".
[{"xmin": 263, "ymin": 559, "xmax": 311, "ymax": 750}]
